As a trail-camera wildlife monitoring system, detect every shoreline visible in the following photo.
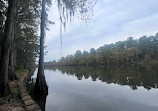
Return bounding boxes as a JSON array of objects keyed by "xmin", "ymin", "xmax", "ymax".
[
  {"xmin": 18, "ymin": 68, "xmax": 41, "ymax": 111},
  {"xmin": 0, "ymin": 68, "xmax": 41, "ymax": 111}
]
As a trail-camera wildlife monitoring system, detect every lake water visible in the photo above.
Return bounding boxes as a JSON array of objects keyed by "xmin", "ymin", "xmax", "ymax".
[{"xmin": 29, "ymin": 65, "xmax": 158, "ymax": 111}]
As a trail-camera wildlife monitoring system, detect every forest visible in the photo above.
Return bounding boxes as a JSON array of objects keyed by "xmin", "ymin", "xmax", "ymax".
[
  {"xmin": 45, "ymin": 33, "xmax": 158, "ymax": 66},
  {"xmin": 1, "ymin": 0, "xmax": 158, "ymax": 110},
  {"xmin": 0, "ymin": 0, "xmax": 96, "ymax": 108},
  {"xmin": 0, "ymin": 1, "xmax": 39, "ymax": 68},
  {"xmin": 0, "ymin": 0, "xmax": 43, "ymax": 97}
]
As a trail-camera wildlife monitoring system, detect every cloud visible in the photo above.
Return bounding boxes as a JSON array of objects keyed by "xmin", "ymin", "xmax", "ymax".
[{"xmin": 44, "ymin": 0, "xmax": 158, "ymax": 62}]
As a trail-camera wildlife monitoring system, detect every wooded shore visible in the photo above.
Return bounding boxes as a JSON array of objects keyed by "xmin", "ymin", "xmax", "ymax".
[{"xmin": 0, "ymin": 68, "xmax": 41, "ymax": 111}]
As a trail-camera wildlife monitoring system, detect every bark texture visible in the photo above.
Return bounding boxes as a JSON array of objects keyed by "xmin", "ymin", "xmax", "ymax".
[
  {"xmin": 0, "ymin": 0, "xmax": 17, "ymax": 97},
  {"xmin": 8, "ymin": 46, "xmax": 17, "ymax": 81},
  {"xmin": 0, "ymin": 11, "xmax": 3, "ymax": 60},
  {"xmin": 34, "ymin": 0, "xmax": 48, "ymax": 96}
]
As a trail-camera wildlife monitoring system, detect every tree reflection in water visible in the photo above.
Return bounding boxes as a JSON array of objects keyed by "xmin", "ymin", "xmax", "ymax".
[
  {"xmin": 26, "ymin": 75, "xmax": 47, "ymax": 111},
  {"xmin": 50, "ymin": 65, "xmax": 158, "ymax": 90},
  {"xmin": 27, "ymin": 65, "xmax": 158, "ymax": 110}
]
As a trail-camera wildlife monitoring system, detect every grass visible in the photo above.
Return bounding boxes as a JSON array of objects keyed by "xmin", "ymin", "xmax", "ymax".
[
  {"xmin": 0, "ymin": 69, "xmax": 29, "ymax": 105},
  {"xmin": 16, "ymin": 69, "xmax": 29, "ymax": 80},
  {"xmin": 0, "ymin": 97, "xmax": 9, "ymax": 105}
]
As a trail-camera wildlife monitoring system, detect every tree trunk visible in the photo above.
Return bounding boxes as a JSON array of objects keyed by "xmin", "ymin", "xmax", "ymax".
[
  {"xmin": 34, "ymin": 0, "xmax": 48, "ymax": 96},
  {"xmin": 8, "ymin": 46, "xmax": 17, "ymax": 81},
  {"xmin": 0, "ymin": 0, "xmax": 17, "ymax": 97},
  {"xmin": 0, "ymin": 11, "xmax": 4, "ymax": 61},
  {"xmin": 35, "ymin": 95, "xmax": 47, "ymax": 111}
]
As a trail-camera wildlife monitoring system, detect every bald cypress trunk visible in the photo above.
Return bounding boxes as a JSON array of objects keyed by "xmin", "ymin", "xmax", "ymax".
[
  {"xmin": 0, "ymin": 11, "xmax": 3, "ymax": 61},
  {"xmin": 0, "ymin": 0, "xmax": 17, "ymax": 97},
  {"xmin": 34, "ymin": 0, "xmax": 48, "ymax": 96},
  {"xmin": 8, "ymin": 46, "xmax": 17, "ymax": 81}
]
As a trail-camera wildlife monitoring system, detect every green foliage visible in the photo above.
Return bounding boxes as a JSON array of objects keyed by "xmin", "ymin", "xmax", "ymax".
[
  {"xmin": 48, "ymin": 33, "xmax": 158, "ymax": 66},
  {"xmin": 0, "ymin": 0, "xmax": 53, "ymax": 69},
  {"xmin": 0, "ymin": 97, "xmax": 9, "ymax": 104},
  {"xmin": 14, "ymin": 0, "xmax": 42, "ymax": 68},
  {"xmin": 15, "ymin": 69, "xmax": 28, "ymax": 75}
]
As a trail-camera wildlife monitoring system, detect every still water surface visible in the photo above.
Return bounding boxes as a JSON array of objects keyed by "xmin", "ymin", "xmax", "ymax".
[{"xmin": 30, "ymin": 66, "xmax": 158, "ymax": 111}]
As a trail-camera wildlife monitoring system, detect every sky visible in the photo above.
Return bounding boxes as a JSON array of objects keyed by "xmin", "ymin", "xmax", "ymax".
[{"xmin": 44, "ymin": 0, "xmax": 158, "ymax": 62}]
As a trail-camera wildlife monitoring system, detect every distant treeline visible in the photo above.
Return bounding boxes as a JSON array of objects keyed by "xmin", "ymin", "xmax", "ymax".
[{"xmin": 45, "ymin": 33, "xmax": 158, "ymax": 66}]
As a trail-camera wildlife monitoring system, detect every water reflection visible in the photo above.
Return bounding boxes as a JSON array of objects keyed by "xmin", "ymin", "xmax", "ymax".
[
  {"xmin": 26, "ymin": 75, "xmax": 47, "ymax": 111},
  {"xmin": 46, "ymin": 65, "xmax": 158, "ymax": 90},
  {"xmin": 28, "ymin": 65, "xmax": 158, "ymax": 111}
]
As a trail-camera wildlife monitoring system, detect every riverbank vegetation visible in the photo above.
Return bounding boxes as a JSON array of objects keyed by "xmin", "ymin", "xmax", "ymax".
[
  {"xmin": 1, "ymin": 0, "xmax": 158, "ymax": 110},
  {"xmin": 0, "ymin": 0, "xmax": 97, "ymax": 109},
  {"xmin": 45, "ymin": 33, "xmax": 158, "ymax": 66},
  {"xmin": 0, "ymin": 0, "xmax": 40, "ymax": 99},
  {"xmin": 0, "ymin": 69, "xmax": 29, "ymax": 110}
]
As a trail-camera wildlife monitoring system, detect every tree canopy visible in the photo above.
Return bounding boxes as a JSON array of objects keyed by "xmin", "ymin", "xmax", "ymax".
[{"xmin": 46, "ymin": 33, "xmax": 158, "ymax": 66}]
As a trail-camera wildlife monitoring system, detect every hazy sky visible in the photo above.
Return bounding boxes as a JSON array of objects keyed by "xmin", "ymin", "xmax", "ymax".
[{"xmin": 44, "ymin": 0, "xmax": 158, "ymax": 62}]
